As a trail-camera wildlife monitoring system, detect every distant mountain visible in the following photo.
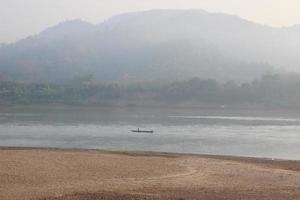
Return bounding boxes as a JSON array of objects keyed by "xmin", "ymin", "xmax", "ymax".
[
  {"xmin": 1, "ymin": 9, "xmax": 299, "ymax": 83},
  {"xmin": 39, "ymin": 20, "xmax": 96, "ymax": 39}
]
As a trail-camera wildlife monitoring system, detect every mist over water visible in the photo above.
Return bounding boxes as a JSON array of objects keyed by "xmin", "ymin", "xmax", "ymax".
[{"xmin": 1, "ymin": 106, "xmax": 300, "ymax": 160}]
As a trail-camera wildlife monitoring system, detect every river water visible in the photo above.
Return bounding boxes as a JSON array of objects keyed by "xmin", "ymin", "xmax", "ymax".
[{"xmin": 0, "ymin": 106, "xmax": 300, "ymax": 160}]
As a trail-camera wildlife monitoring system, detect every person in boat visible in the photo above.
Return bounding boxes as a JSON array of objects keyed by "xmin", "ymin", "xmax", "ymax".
[{"xmin": 132, "ymin": 128, "xmax": 153, "ymax": 133}]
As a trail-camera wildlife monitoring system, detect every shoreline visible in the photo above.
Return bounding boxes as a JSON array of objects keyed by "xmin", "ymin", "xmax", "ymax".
[
  {"xmin": 1, "ymin": 147, "xmax": 300, "ymax": 200},
  {"xmin": 2, "ymin": 146, "xmax": 300, "ymax": 171}
]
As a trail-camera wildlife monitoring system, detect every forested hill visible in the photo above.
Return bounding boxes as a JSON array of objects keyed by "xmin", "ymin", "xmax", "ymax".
[{"xmin": 3, "ymin": 9, "xmax": 300, "ymax": 83}]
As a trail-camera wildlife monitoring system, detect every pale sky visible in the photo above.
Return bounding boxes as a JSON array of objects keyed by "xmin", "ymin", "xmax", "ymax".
[{"xmin": 1, "ymin": 0, "xmax": 300, "ymax": 43}]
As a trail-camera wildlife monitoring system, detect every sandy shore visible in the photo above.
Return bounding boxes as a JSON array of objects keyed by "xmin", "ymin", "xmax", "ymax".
[{"xmin": 0, "ymin": 148, "xmax": 300, "ymax": 200}]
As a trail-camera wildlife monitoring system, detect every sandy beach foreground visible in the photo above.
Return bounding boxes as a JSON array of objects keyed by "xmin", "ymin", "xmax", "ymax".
[{"xmin": 0, "ymin": 148, "xmax": 300, "ymax": 200}]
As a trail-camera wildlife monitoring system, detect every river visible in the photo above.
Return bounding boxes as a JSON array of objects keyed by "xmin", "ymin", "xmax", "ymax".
[{"xmin": 0, "ymin": 105, "xmax": 300, "ymax": 160}]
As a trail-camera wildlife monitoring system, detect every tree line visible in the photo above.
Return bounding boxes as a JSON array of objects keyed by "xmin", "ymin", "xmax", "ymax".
[{"xmin": 1, "ymin": 73, "xmax": 300, "ymax": 108}]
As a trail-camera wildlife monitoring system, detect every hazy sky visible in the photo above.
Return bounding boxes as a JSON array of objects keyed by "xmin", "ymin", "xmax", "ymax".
[{"xmin": 1, "ymin": 0, "xmax": 300, "ymax": 43}]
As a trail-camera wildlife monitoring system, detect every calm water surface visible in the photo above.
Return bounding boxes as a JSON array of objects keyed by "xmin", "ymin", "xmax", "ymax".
[{"xmin": 0, "ymin": 106, "xmax": 300, "ymax": 160}]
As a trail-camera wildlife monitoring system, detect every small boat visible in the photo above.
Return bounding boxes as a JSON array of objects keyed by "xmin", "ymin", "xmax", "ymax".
[{"xmin": 131, "ymin": 128, "xmax": 154, "ymax": 133}]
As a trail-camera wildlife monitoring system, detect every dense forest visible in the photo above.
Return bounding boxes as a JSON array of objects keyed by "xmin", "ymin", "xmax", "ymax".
[{"xmin": 1, "ymin": 73, "xmax": 300, "ymax": 108}]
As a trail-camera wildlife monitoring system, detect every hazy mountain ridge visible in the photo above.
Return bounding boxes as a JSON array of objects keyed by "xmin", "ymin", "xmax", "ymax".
[
  {"xmin": 0, "ymin": 9, "xmax": 299, "ymax": 83},
  {"xmin": 40, "ymin": 20, "xmax": 96, "ymax": 38}
]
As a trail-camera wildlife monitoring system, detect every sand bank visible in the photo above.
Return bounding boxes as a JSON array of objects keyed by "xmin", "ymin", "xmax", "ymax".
[{"xmin": 0, "ymin": 148, "xmax": 300, "ymax": 200}]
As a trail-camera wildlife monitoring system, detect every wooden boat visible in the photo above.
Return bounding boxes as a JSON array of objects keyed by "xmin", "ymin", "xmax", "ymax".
[{"xmin": 131, "ymin": 129, "xmax": 154, "ymax": 133}]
